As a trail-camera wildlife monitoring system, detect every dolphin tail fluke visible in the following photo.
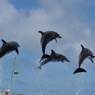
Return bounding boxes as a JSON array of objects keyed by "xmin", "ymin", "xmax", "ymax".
[
  {"xmin": 73, "ymin": 68, "xmax": 86, "ymax": 74},
  {"xmin": 40, "ymin": 54, "xmax": 50, "ymax": 62}
]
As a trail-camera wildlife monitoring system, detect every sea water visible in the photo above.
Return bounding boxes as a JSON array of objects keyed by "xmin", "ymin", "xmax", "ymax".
[{"xmin": 0, "ymin": 59, "xmax": 3, "ymax": 87}]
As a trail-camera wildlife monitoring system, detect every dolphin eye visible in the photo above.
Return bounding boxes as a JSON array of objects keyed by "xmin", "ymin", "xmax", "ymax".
[{"xmin": 17, "ymin": 44, "xmax": 20, "ymax": 47}]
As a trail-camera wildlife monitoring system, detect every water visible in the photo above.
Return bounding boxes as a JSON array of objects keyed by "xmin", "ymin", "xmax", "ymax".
[
  {"xmin": 0, "ymin": 59, "xmax": 3, "ymax": 87},
  {"xmin": 75, "ymin": 73, "xmax": 84, "ymax": 95}
]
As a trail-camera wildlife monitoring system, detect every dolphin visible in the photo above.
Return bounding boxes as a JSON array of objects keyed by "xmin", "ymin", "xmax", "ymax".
[
  {"xmin": 38, "ymin": 49, "xmax": 70, "ymax": 69},
  {"xmin": 50, "ymin": 50, "xmax": 70, "ymax": 62},
  {"xmin": 38, "ymin": 31, "xmax": 61, "ymax": 54},
  {"xmin": 38, "ymin": 54, "xmax": 51, "ymax": 69},
  {"xmin": 73, "ymin": 44, "xmax": 95, "ymax": 74},
  {"xmin": 0, "ymin": 39, "xmax": 20, "ymax": 58}
]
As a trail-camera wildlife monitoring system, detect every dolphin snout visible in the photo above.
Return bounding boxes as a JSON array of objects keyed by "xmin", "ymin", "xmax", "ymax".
[
  {"xmin": 58, "ymin": 35, "xmax": 61, "ymax": 38},
  {"xmin": 17, "ymin": 44, "xmax": 20, "ymax": 47}
]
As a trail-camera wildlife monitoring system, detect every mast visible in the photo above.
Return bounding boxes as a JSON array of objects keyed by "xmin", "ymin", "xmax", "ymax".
[{"xmin": 9, "ymin": 57, "xmax": 16, "ymax": 95}]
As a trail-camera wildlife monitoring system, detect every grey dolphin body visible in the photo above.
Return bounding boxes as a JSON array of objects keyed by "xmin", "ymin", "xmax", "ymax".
[
  {"xmin": 38, "ymin": 31, "xmax": 61, "ymax": 54},
  {"xmin": 0, "ymin": 39, "xmax": 20, "ymax": 58},
  {"xmin": 38, "ymin": 50, "xmax": 70, "ymax": 69},
  {"xmin": 73, "ymin": 45, "xmax": 95, "ymax": 74}
]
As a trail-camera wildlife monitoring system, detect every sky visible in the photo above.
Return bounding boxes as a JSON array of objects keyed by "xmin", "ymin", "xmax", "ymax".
[{"xmin": 0, "ymin": 0, "xmax": 95, "ymax": 95}]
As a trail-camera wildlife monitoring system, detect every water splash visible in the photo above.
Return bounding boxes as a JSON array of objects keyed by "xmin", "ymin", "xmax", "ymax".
[
  {"xmin": 75, "ymin": 73, "xmax": 84, "ymax": 95},
  {"xmin": 29, "ymin": 64, "xmax": 51, "ymax": 95},
  {"xmin": 0, "ymin": 59, "xmax": 3, "ymax": 86}
]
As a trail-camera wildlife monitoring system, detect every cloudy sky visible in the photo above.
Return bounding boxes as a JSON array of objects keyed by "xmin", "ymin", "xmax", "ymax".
[{"xmin": 0, "ymin": 0, "xmax": 95, "ymax": 95}]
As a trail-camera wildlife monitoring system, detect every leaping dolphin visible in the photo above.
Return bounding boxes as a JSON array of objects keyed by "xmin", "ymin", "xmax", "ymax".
[
  {"xmin": 0, "ymin": 39, "xmax": 20, "ymax": 58},
  {"xmin": 38, "ymin": 49, "xmax": 70, "ymax": 69},
  {"xmin": 73, "ymin": 45, "xmax": 95, "ymax": 74},
  {"xmin": 38, "ymin": 31, "xmax": 61, "ymax": 54}
]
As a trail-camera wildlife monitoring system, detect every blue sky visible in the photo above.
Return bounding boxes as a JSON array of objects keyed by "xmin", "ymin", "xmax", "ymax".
[
  {"xmin": 0, "ymin": 0, "xmax": 95, "ymax": 95},
  {"xmin": 9, "ymin": 0, "xmax": 40, "ymax": 9}
]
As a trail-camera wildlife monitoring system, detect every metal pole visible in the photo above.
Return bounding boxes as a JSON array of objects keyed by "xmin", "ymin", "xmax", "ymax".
[{"xmin": 9, "ymin": 57, "xmax": 16, "ymax": 95}]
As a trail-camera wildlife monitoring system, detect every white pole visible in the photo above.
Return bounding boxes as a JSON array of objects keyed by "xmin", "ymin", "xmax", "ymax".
[{"xmin": 9, "ymin": 57, "xmax": 16, "ymax": 95}]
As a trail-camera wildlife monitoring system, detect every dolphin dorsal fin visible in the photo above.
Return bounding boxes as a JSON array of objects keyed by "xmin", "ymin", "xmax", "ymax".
[
  {"xmin": 51, "ymin": 50, "xmax": 56, "ymax": 54},
  {"xmin": 81, "ymin": 44, "xmax": 85, "ymax": 50},
  {"xmin": 38, "ymin": 31, "xmax": 44, "ymax": 35},
  {"xmin": 1, "ymin": 39, "xmax": 7, "ymax": 45}
]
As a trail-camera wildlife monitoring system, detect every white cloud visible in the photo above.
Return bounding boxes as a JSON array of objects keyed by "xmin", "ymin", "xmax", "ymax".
[
  {"xmin": 0, "ymin": 0, "xmax": 95, "ymax": 60},
  {"xmin": 1, "ymin": 1, "xmax": 95, "ymax": 95}
]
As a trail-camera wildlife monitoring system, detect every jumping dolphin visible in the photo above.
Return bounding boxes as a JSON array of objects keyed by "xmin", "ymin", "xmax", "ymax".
[
  {"xmin": 38, "ymin": 31, "xmax": 61, "ymax": 54},
  {"xmin": 0, "ymin": 39, "xmax": 20, "ymax": 58},
  {"xmin": 38, "ymin": 49, "xmax": 70, "ymax": 69},
  {"xmin": 73, "ymin": 44, "xmax": 95, "ymax": 74}
]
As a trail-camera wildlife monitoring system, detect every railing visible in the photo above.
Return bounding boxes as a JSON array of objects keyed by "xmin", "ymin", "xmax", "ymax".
[{"xmin": 13, "ymin": 93, "xmax": 24, "ymax": 95}]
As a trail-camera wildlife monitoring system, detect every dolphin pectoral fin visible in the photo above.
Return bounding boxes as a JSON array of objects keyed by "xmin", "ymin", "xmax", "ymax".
[
  {"xmin": 15, "ymin": 48, "xmax": 19, "ymax": 55},
  {"xmin": 55, "ymin": 38, "xmax": 57, "ymax": 42},
  {"xmin": 90, "ymin": 56, "xmax": 95, "ymax": 63},
  {"xmin": 90, "ymin": 58, "xmax": 93, "ymax": 63},
  {"xmin": 88, "ymin": 56, "xmax": 94, "ymax": 63},
  {"xmin": 73, "ymin": 68, "xmax": 86, "ymax": 74}
]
